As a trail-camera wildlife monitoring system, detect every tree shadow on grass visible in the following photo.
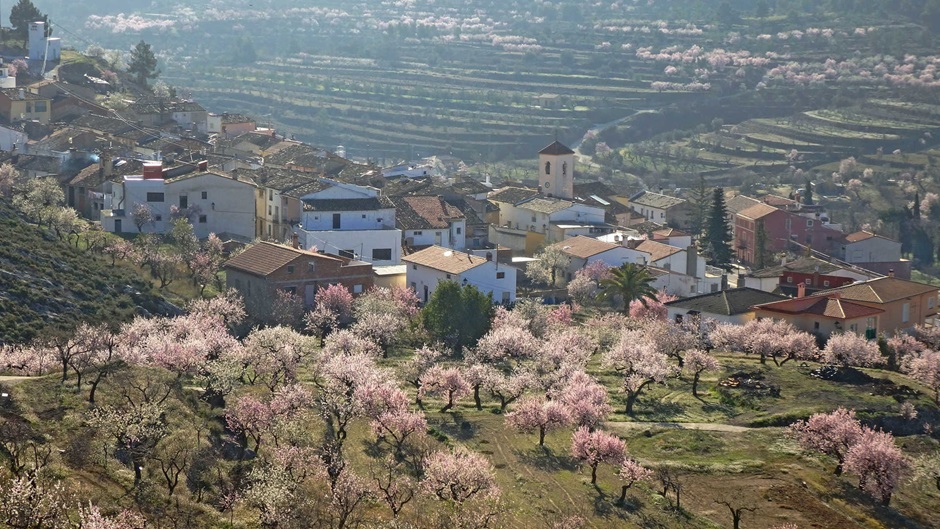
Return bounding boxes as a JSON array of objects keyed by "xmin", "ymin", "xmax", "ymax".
[
  {"xmin": 429, "ymin": 411, "xmax": 476, "ymax": 441},
  {"xmin": 515, "ymin": 445, "xmax": 580, "ymax": 472},
  {"xmin": 634, "ymin": 400, "xmax": 685, "ymax": 422},
  {"xmin": 701, "ymin": 401, "xmax": 738, "ymax": 418},
  {"xmin": 591, "ymin": 486, "xmax": 632, "ymax": 522}
]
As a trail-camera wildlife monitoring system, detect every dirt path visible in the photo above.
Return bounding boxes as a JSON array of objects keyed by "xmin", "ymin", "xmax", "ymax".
[{"xmin": 607, "ymin": 421, "xmax": 756, "ymax": 433}]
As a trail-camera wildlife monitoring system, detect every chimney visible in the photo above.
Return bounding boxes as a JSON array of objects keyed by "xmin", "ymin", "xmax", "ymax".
[
  {"xmin": 18, "ymin": 88, "xmax": 24, "ymax": 100},
  {"xmin": 100, "ymin": 152, "xmax": 113, "ymax": 177},
  {"xmin": 486, "ymin": 252, "xmax": 493, "ymax": 262},
  {"xmin": 142, "ymin": 161, "xmax": 163, "ymax": 180},
  {"xmin": 889, "ymin": 269, "xmax": 895, "ymax": 277},
  {"xmin": 832, "ymin": 292, "xmax": 841, "ymax": 299},
  {"xmin": 291, "ymin": 232, "xmax": 299, "ymax": 249},
  {"xmin": 198, "ymin": 160, "xmax": 208, "ymax": 171},
  {"xmin": 797, "ymin": 282, "xmax": 806, "ymax": 298},
  {"xmin": 686, "ymin": 245, "xmax": 697, "ymax": 277}
]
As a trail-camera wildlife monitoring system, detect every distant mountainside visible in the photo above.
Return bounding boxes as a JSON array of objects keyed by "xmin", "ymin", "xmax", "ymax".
[{"xmin": 0, "ymin": 199, "xmax": 173, "ymax": 344}]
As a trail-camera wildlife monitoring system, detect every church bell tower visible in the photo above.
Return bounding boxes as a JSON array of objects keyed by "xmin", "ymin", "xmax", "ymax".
[{"xmin": 538, "ymin": 140, "xmax": 575, "ymax": 200}]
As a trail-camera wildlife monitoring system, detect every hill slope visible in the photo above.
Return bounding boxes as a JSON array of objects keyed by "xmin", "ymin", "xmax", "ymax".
[{"xmin": 0, "ymin": 199, "xmax": 172, "ymax": 344}]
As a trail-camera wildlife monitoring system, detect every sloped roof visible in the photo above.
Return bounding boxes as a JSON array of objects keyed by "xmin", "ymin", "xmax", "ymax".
[
  {"xmin": 738, "ymin": 202, "xmax": 779, "ymax": 220},
  {"xmin": 636, "ymin": 239, "xmax": 684, "ymax": 263},
  {"xmin": 814, "ymin": 277, "xmax": 938, "ymax": 304},
  {"xmin": 391, "ymin": 196, "xmax": 464, "ymax": 230},
  {"xmin": 232, "ymin": 167, "xmax": 332, "ymax": 197},
  {"xmin": 843, "ymin": 231, "xmax": 898, "ymax": 245},
  {"xmin": 403, "ymin": 245, "xmax": 490, "ymax": 274},
  {"xmin": 763, "ymin": 194, "xmax": 799, "ymax": 207},
  {"xmin": 629, "ymin": 190, "xmax": 686, "ymax": 209},
  {"xmin": 553, "ymin": 236, "xmax": 621, "ymax": 259},
  {"xmin": 652, "ymin": 227, "xmax": 689, "ymax": 239},
  {"xmin": 573, "ymin": 181, "xmax": 616, "ymax": 198},
  {"xmin": 539, "ymin": 140, "xmax": 575, "ymax": 155},
  {"xmin": 224, "ymin": 242, "xmax": 345, "ymax": 277},
  {"xmin": 302, "ymin": 195, "xmax": 395, "ymax": 212},
  {"xmin": 754, "ymin": 295, "xmax": 884, "ymax": 320},
  {"xmin": 489, "ymin": 186, "xmax": 539, "ymax": 204},
  {"xmin": 522, "ymin": 197, "xmax": 574, "ymax": 214},
  {"xmin": 726, "ymin": 194, "xmax": 762, "ymax": 215},
  {"xmin": 665, "ymin": 287, "xmax": 786, "ymax": 316}
]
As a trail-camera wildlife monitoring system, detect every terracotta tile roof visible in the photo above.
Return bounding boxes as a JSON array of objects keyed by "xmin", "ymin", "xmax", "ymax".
[
  {"xmin": 754, "ymin": 295, "xmax": 884, "ymax": 320},
  {"xmin": 522, "ymin": 197, "xmax": 574, "ymax": 214},
  {"xmin": 666, "ymin": 287, "xmax": 786, "ymax": 316},
  {"xmin": 302, "ymin": 196, "xmax": 395, "ymax": 212},
  {"xmin": 814, "ymin": 277, "xmax": 938, "ymax": 304},
  {"xmin": 403, "ymin": 245, "xmax": 489, "ymax": 274},
  {"xmin": 636, "ymin": 239, "xmax": 684, "ymax": 263},
  {"xmin": 726, "ymin": 194, "xmax": 762, "ymax": 215},
  {"xmin": 489, "ymin": 186, "xmax": 539, "ymax": 204},
  {"xmin": 652, "ymin": 227, "xmax": 689, "ymax": 239},
  {"xmin": 391, "ymin": 196, "xmax": 465, "ymax": 230},
  {"xmin": 224, "ymin": 242, "xmax": 344, "ymax": 277},
  {"xmin": 763, "ymin": 194, "xmax": 799, "ymax": 207},
  {"xmin": 552, "ymin": 236, "xmax": 621, "ymax": 259},
  {"xmin": 629, "ymin": 190, "xmax": 686, "ymax": 209},
  {"xmin": 738, "ymin": 202, "xmax": 779, "ymax": 220},
  {"xmin": 539, "ymin": 140, "xmax": 575, "ymax": 155},
  {"xmin": 843, "ymin": 231, "xmax": 897, "ymax": 244}
]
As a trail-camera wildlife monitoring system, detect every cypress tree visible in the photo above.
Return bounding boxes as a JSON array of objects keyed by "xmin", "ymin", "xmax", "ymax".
[
  {"xmin": 803, "ymin": 180, "xmax": 814, "ymax": 205},
  {"xmin": 704, "ymin": 187, "xmax": 732, "ymax": 266}
]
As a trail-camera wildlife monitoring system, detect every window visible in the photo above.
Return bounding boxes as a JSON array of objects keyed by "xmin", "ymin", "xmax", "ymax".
[
  {"xmin": 269, "ymin": 190, "xmax": 273, "ymax": 201},
  {"xmin": 362, "ymin": 214, "xmax": 366, "ymax": 219},
  {"xmin": 785, "ymin": 217, "xmax": 792, "ymax": 230},
  {"xmin": 850, "ymin": 323, "xmax": 858, "ymax": 332},
  {"xmin": 179, "ymin": 195, "xmax": 188, "ymax": 209},
  {"xmin": 807, "ymin": 219, "xmax": 814, "ymax": 227},
  {"xmin": 902, "ymin": 302, "xmax": 910, "ymax": 323},
  {"xmin": 531, "ymin": 215, "xmax": 536, "ymax": 222},
  {"xmin": 201, "ymin": 191, "xmax": 207, "ymax": 199},
  {"xmin": 154, "ymin": 214, "xmax": 162, "ymax": 222},
  {"xmin": 412, "ymin": 264, "xmax": 417, "ymax": 270},
  {"xmin": 284, "ymin": 286, "xmax": 296, "ymax": 295},
  {"xmin": 339, "ymin": 249, "xmax": 355, "ymax": 259},
  {"xmin": 332, "ymin": 213, "xmax": 341, "ymax": 229},
  {"xmin": 786, "ymin": 276, "xmax": 793, "ymax": 283},
  {"xmin": 805, "ymin": 279, "xmax": 811, "ymax": 285},
  {"xmin": 545, "ymin": 161, "xmax": 551, "ymax": 174},
  {"xmin": 496, "ymin": 272, "xmax": 505, "ymax": 279},
  {"xmin": 929, "ymin": 297, "xmax": 936, "ymax": 309},
  {"xmin": 287, "ymin": 265, "xmax": 295, "ymax": 274},
  {"xmin": 268, "ymin": 206, "xmax": 272, "ymax": 216},
  {"xmin": 308, "ymin": 261, "xmax": 316, "ymax": 272},
  {"xmin": 661, "ymin": 212, "xmax": 665, "ymax": 218},
  {"xmin": 867, "ymin": 317, "xmax": 877, "ymax": 329},
  {"xmin": 446, "ymin": 274, "xmax": 452, "ymax": 279},
  {"xmin": 34, "ymin": 101, "xmax": 46, "ymax": 113},
  {"xmin": 456, "ymin": 227, "xmax": 462, "ymax": 234},
  {"xmin": 372, "ymin": 248, "xmax": 392, "ymax": 261},
  {"xmin": 353, "ymin": 284, "xmax": 363, "ymax": 294},
  {"xmin": 198, "ymin": 215, "xmax": 207, "ymax": 223},
  {"xmin": 823, "ymin": 280, "xmax": 830, "ymax": 287},
  {"xmin": 146, "ymin": 192, "xmax": 165, "ymax": 202},
  {"xmin": 813, "ymin": 321, "xmax": 820, "ymax": 330},
  {"xmin": 414, "ymin": 231, "xmax": 423, "ymax": 236}
]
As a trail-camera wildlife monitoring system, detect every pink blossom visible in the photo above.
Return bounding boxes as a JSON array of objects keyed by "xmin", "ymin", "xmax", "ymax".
[
  {"xmin": 422, "ymin": 447, "xmax": 498, "ymax": 504},
  {"xmin": 844, "ymin": 429, "xmax": 909, "ymax": 505},
  {"xmin": 821, "ymin": 332, "xmax": 881, "ymax": 368},
  {"xmin": 789, "ymin": 407, "xmax": 864, "ymax": 474},
  {"xmin": 571, "ymin": 426, "xmax": 626, "ymax": 484}
]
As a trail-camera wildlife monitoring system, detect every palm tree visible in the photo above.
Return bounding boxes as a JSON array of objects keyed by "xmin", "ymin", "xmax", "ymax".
[{"xmin": 597, "ymin": 263, "xmax": 657, "ymax": 314}]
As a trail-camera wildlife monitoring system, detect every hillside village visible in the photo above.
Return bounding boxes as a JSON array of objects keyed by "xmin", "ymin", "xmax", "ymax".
[{"xmin": 1, "ymin": 7, "xmax": 940, "ymax": 529}]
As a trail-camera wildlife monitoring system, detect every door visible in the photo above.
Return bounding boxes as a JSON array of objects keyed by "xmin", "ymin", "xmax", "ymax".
[
  {"xmin": 305, "ymin": 284, "xmax": 317, "ymax": 306},
  {"xmin": 114, "ymin": 219, "xmax": 122, "ymax": 233},
  {"xmin": 332, "ymin": 213, "xmax": 341, "ymax": 229},
  {"xmin": 423, "ymin": 285, "xmax": 429, "ymax": 303},
  {"xmin": 179, "ymin": 195, "xmax": 188, "ymax": 209}
]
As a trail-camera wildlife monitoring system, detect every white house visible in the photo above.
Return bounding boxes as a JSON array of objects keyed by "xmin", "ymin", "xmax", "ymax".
[
  {"xmin": 297, "ymin": 180, "xmax": 402, "ymax": 265},
  {"xmin": 650, "ymin": 228, "xmax": 693, "ymax": 249},
  {"xmin": 0, "ymin": 124, "xmax": 26, "ymax": 151},
  {"xmin": 649, "ymin": 267, "xmax": 698, "ymax": 297},
  {"xmin": 627, "ymin": 190, "xmax": 691, "ymax": 229},
  {"xmin": 390, "ymin": 195, "xmax": 466, "ymax": 250},
  {"xmin": 28, "ymin": 22, "xmax": 60, "ymax": 63},
  {"xmin": 634, "ymin": 239, "xmax": 705, "ymax": 279},
  {"xmin": 102, "ymin": 163, "xmax": 257, "ymax": 240},
  {"xmin": 403, "ymin": 245, "xmax": 516, "ymax": 304},
  {"xmin": 665, "ymin": 288, "xmax": 788, "ymax": 325},
  {"xmin": 551, "ymin": 236, "xmax": 647, "ymax": 282}
]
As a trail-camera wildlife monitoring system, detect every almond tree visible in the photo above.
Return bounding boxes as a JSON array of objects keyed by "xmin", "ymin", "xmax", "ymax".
[
  {"xmin": 558, "ymin": 370, "xmax": 612, "ymax": 429},
  {"xmin": 844, "ymin": 428, "xmax": 909, "ymax": 506},
  {"xmin": 603, "ymin": 329, "xmax": 678, "ymax": 415},
  {"xmin": 77, "ymin": 503, "xmax": 146, "ymax": 529},
  {"xmin": 682, "ymin": 349, "xmax": 720, "ymax": 398},
  {"xmin": 905, "ymin": 350, "xmax": 940, "ymax": 405},
  {"xmin": 372, "ymin": 456, "xmax": 415, "ymax": 518},
  {"xmin": 320, "ymin": 329, "xmax": 383, "ymax": 359},
  {"xmin": 351, "ymin": 312, "xmax": 406, "ymax": 357},
  {"xmin": 710, "ymin": 319, "xmax": 817, "ymax": 366},
  {"xmin": 571, "ymin": 426, "xmax": 626, "ymax": 484},
  {"xmin": 628, "ymin": 291, "xmax": 676, "ymax": 321},
  {"xmin": 483, "ymin": 369, "xmax": 534, "ymax": 412},
  {"xmin": 240, "ymin": 326, "xmax": 315, "ymax": 392},
  {"xmin": 357, "ymin": 380, "xmax": 427, "ymax": 456},
  {"xmin": 422, "ymin": 447, "xmax": 498, "ymax": 504},
  {"xmin": 617, "ymin": 458, "xmax": 653, "ymax": 504},
  {"xmin": 225, "ymin": 384, "xmax": 313, "ymax": 453},
  {"xmin": 69, "ymin": 323, "xmax": 123, "ymax": 403},
  {"xmin": 0, "ymin": 475, "xmax": 72, "ymax": 529},
  {"xmin": 402, "ymin": 345, "xmax": 443, "ymax": 408},
  {"xmin": 420, "ymin": 365, "xmax": 471, "ymax": 413},
  {"xmin": 506, "ymin": 395, "xmax": 572, "ymax": 446},
  {"xmin": 911, "ymin": 451, "xmax": 940, "ymax": 492},
  {"xmin": 821, "ymin": 332, "xmax": 882, "ymax": 368},
  {"xmin": 305, "ymin": 284, "xmax": 355, "ymax": 339},
  {"xmin": 313, "ymin": 353, "xmax": 384, "ymax": 443},
  {"xmin": 788, "ymin": 407, "xmax": 864, "ymax": 475}
]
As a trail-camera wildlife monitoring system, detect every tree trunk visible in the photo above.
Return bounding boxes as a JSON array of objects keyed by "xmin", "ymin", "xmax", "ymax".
[
  {"xmin": 619, "ymin": 485, "xmax": 628, "ymax": 504},
  {"xmin": 440, "ymin": 392, "xmax": 454, "ymax": 413},
  {"xmin": 590, "ymin": 464, "xmax": 598, "ymax": 484},
  {"xmin": 692, "ymin": 373, "xmax": 700, "ymax": 398},
  {"xmin": 133, "ymin": 461, "xmax": 143, "ymax": 487},
  {"xmin": 473, "ymin": 386, "xmax": 482, "ymax": 410},
  {"xmin": 732, "ymin": 512, "xmax": 742, "ymax": 529},
  {"xmin": 88, "ymin": 377, "xmax": 101, "ymax": 404},
  {"xmin": 625, "ymin": 379, "xmax": 652, "ymax": 415},
  {"xmin": 538, "ymin": 425, "xmax": 546, "ymax": 446},
  {"xmin": 61, "ymin": 360, "xmax": 69, "ymax": 383}
]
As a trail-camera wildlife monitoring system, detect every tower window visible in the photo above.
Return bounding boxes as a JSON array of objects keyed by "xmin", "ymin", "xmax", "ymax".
[
  {"xmin": 562, "ymin": 162, "xmax": 567, "ymax": 176},
  {"xmin": 545, "ymin": 161, "xmax": 551, "ymax": 175}
]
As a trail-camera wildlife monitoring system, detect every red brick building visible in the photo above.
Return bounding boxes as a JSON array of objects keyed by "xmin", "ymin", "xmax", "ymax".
[
  {"xmin": 734, "ymin": 203, "xmax": 843, "ymax": 265},
  {"xmin": 224, "ymin": 241, "xmax": 373, "ymax": 320}
]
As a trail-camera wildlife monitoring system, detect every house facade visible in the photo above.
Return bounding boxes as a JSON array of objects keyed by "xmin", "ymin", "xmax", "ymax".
[
  {"xmin": 665, "ymin": 287, "xmax": 787, "ymax": 325},
  {"xmin": 627, "ymin": 191, "xmax": 692, "ymax": 229},
  {"xmin": 814, "ymin": 276, "xmax": 939, "ymax": 335},
  {"xmin": 752, "ymin": 292, "xmax": 885, "ymax": 339},
  {"xmin": 0, "ymin": 88, "xmax": 52, "ymax": 124},
  {"xmin": 403, "ymin": 245, "xmax": 517, "ymax": 304},
  {"xmin": 390, "ymin": 195, "xmax": 467, "ymax": 250},
  {"xmin": 837, "ymin": 231, "xmax": 910, "ymax": 279},
  {"xmin": 489, "ymin": 186, "xmax": 607, "ymax": 255},
  {"xmin": 297, "ymin": 181, "xmax": 402, "ymax": 265},
  {"xmin": 224, "ymin": 241, "xmax": 374, "ymax": 319},
  {"xmin": 734, "ymin": 203, "xmax": 843, "ymax": 265},
  {"xmin": 552, "ymin": 236, "xmax": 647, "ymax": 282}
]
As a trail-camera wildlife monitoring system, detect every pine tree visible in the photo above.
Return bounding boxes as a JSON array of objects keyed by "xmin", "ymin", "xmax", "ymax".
[
  {"xmin": 128, "ymin": 40, "xmax": 160, "ymax": 87},
  {"xmin": 9, "ymin": 0, "xmax": 47, "ymax": 45},
  {"xmin": 687, "ymin": 174, "xmax": 709, "ymax": 238},
  {"xmin": 704, "ymin": 188, "xmax": 732, "ymax": 266}
]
